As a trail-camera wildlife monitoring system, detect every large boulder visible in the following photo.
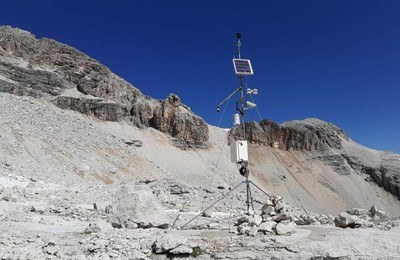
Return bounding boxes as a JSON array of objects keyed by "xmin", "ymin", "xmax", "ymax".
[{"xmin": 106, "ymin": 185, "xmax": 170, "ymax": 229}]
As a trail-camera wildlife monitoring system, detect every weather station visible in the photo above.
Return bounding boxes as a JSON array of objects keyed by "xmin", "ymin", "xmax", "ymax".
[
  {"xmin": 216, "ymin": 32, "xmax": 269, "ymax": 215},
  {"xmin": 180, "ymin": 33, "xmax": 270, "ymax": 229}
]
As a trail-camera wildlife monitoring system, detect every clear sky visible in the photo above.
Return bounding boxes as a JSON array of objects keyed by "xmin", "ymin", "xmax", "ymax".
[{"xmin": 1, "ymin": 1, "xmax": 399, "ymax": 153}]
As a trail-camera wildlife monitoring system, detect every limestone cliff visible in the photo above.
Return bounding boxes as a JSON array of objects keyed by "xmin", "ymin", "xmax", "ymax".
[
  {"xmin": 0, "ymin": 26, "xmax": 208, "ymax": 148},
  {"xmin": 230, "ymin": 118, "xmax": 400, "ymax": 200}
]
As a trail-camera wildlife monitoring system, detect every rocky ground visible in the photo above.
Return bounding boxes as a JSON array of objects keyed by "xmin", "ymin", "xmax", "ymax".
[
  {"xmin": 0, "ymin": 93, "xmax": 400, "ymax": 259},
  {"xmin": 1, "ymin": 165, "xmax": 400, "ymax": 259}
]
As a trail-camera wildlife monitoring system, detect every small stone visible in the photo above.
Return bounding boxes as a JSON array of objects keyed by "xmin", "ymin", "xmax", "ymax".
[
  {"xmin": 275, "ymin": 220, "xmax": 296, "ymax": 235},
  {"xmin": 44, "ymin": 245, "xmax": 59, "ymax": 255},
  {"xmin": 248, "ymin": 214, "xmax": 262, "ymax": 226},
  {"xmin": 370, "ymin": 205, "xmax": 387, "ymax": 220},
  {"xmin": 274, "ymin": 201, "xmax": 287, "ymax": 212},
  {"xmin": 346, "ymin": 208, "xmax": 370, "ymax": 216},
  {"xmin": 152, "ymin": 235, "xmax": 188, "ymax": 253},
  {"xmin": 238, "ymin": 225, "xmax": 251, "ymax": 235},
  {"xmin": 31, "ymin": 205, "xmax": 46, "ymax": 214},
  {"xmin": 170, "ymin": 245, "xmax": 193, "ymax": 255},
  {"xmin": 271, "ymin": 196, "xmax": 282, "ymax": 206},
  {"xmin": 236, "ymin": 215, "xmax": 249, "ymax": 225},
  {"xmin": 334, "ymin": 213, "xmax": 355, "ymax": 228},
  {"xmin": 202, "ymin": 209, "xmax": 212, "ymax": 218},
  {"xmin": 128, "ymin": 249, "xmax": 147, "ymax": 260},
  {"xmin": 84, "ymin": 223, "xmax": 101, "ymax": 233},
  {"xmin": 248, "ymin": 225, "xmax": 259, "ymax": 236},
  {"xmin": 272, "ymin": 212, "xmax": 294, "ymax": 223},
  {"xmin": 258, "ymin": 221, "xmax": 277, "ymax": 234},
  {"xmin": 264, "ymin": 199, "xmax": 274, "ymax": 206},
  {"xmin": 157, "ymin": 223, "xmax": 170, "ymax": 229},
  {"xmin": 261, "ymin": 205, "xmax": 275, "ymax": 215}
]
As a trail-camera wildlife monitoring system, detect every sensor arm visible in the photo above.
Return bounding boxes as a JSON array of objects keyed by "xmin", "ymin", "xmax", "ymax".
[{"xmin": 216, "ymin": 86, "xmax": 242, "ymax": 111}]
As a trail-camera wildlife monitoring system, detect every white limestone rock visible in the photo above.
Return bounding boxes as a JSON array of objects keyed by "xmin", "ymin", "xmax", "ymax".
[
  {"xmin": 258, "ymin": 221, "xmax": 277, "ymax": 234},
  {"xmin": 275, "ymin": 220, "xmax": 296, "ymax": 235}
]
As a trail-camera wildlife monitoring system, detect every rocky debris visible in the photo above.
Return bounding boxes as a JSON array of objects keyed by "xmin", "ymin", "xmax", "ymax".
[
  {"xmin": 343, "ymin": 153, "xmax": 400, "ymax": 200},
  {"xmin": 334, "ymin": 206, "xmax": 387, "ymax": 228},
  {"xmin": 334, "ymin": 212, "xmax": 372, "ymax": 228},
  {"xmin": 233, "ymin": 195, "xmax": 339, "ymax": 236},
  {"xmin": 0, "ymin": 171, "xmax": 399, "ymax": 259},
  {"xmin": 0, "ymin": 26, "xmax": 208, "ymax": 148}
]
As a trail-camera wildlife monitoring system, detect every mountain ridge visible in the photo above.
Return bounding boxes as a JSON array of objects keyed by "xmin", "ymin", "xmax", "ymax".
[{"xmin": 0, "ymin": 25, "xmax": 208, "ymax": 148}]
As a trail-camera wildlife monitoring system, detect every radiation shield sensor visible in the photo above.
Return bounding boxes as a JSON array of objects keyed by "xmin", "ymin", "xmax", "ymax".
[
  {"xmin": 233, "ymin": 59, "xmax": 254, "ymax": 76},
  {"xmin": 230, "ymin": 140, "xmax": 249, "ymax": 163}
]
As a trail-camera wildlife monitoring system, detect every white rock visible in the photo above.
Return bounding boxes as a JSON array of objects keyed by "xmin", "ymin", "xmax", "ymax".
[
  {"xmin": 44, "ymin": 245, "xmax": 59, "ymax": 255},
  {"xmin": 152, "ymin": 234, "xmax": 188, "ymax": 253},
  {"xmin": 170, "ymin": 245, "xmax": 193, "ymax": 255},
  {"xmin": 334, "ymin": 213, "xmax": 355, "ymax": 228},
  {"xmin": 346, "ymin": 208, "xmax": 370, "ymax": 216},
  {"xmin": 238, "ymin": 225, "xmax": 251, "ymax": 235},
  {"xmin": 258, "ymin": 221, "xmax": 277, "ymax": 234},
  {"xmin": 31, "ymin": 204, "xmax": 46, "ymax": 214},
  {"xmin": 275, "ymin": 220, "xmax": 296, "ymax": 235},
  {"xmin": 128, "ymin": 249, "xmax": 147, "ymax": 260},
  {"xmin": 248, "ymin": 225, "xmax": 259, "ymax": 236},
  {"xmin": 261, "ymin": 205, "xmax": 275, "ymax": 215},
  {"xmin": 370, "ymin": 205, "xmax": 387, "ymax": 220},
  {"xmin": 248, "ymin": 214, "xmax": 262, "ymax": 226}
]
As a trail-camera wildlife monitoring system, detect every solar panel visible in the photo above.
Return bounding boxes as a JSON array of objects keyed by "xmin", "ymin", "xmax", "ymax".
[{"xmin": 233, "ymin": 59, "xmax": 254, "ymax": 76}]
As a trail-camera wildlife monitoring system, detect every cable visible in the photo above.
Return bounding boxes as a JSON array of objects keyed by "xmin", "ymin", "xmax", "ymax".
[
  {"xmin": 250, "ymin": 94, "xmax": 263, "ymax": 122},
  {"xmin": 217, "ymin": 94, "xmax": 230, "ymax": 128},
  {"xmin": 266, "ymin": 147, "xmax": 306, "ymax": 211},
  {"xmin": 197, "ymin": 96, "xmax": 232, "ymax": 219}
]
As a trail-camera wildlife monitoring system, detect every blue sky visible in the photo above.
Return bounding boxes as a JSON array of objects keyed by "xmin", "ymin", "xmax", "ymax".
[{"xmin": 1, "ymin": 0, "xmax": 399, "ymax": 153}]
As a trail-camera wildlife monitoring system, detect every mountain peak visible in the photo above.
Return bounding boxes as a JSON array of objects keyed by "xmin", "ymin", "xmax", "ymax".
[{"xmin": 0, "ymin": 26, "xmax": 208, "ymax": 148}]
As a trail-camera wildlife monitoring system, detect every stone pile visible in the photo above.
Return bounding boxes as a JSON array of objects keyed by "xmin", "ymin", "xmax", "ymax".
[
  {"xmin": 234, "ymin": 195, "xmax": 337, "ymax": 236},
  {"xmin": 334, "ymin": 205, "xmax": 387, "ymax": 228},
  {"xmin": 235, "ymin": 196, "xmax": 297, "ymax": 236}
]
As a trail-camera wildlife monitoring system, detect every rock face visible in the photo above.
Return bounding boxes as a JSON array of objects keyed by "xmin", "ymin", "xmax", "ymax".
[
  {"xmin": 230, "ymin": 118, "xmax": 400, "ymax": 201},
  {"xmin": 230, "ymin": 118, "xmax": 349, "ymax": 151},
  {"xmin": 0, "ymin": 26, "xmax": 208, "ymax": 148}
]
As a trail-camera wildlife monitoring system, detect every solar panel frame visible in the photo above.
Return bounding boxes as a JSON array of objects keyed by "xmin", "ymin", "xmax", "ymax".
[{"xmin": 233, "ymin": 59, "xmax": 254, "ymax": 76}]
